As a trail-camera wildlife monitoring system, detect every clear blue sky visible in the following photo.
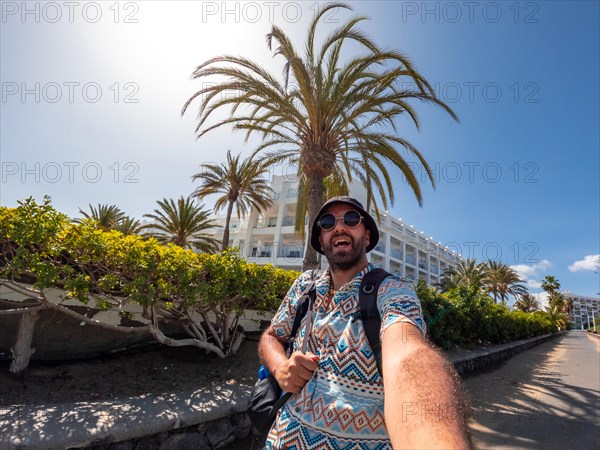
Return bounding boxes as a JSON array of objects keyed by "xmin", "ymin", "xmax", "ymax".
[{"xmin": 1, "ymin": 1, "xmax": 598, "ymax": 301}]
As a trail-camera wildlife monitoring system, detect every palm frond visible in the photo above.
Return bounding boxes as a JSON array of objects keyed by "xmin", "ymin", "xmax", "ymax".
[{"xmin": 143, "ymin": 196, "xmax": 220, "ymax": 252}]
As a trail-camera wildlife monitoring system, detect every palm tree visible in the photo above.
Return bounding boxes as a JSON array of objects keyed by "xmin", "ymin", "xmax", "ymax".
[
  {"xmin": 541, "ymin": 275, "xmax": 560, "ymax": 295},
  {"xmin": 143, "ymin": 197, "xmax": 220, "ymax": 252},
  {"xmin": 514, "ymin": 293, "xmax": 540, "ymax": 313},
  {"xmin": 182, "ymin": 2, "xmax": 458, "ymax": 270},
  {"xmin": 484, "ymin": 261, "xmax": 528, "ymax": 305},
  {"xmin": 115, "ymin": 216, "xmax": 145, "ymax": 236},
  {"xmin": 77, "ymin": 204, "xmax": 124, "ymax": 230},
  {"xmin": 541, "ymin": 275, "xmax": 565, "ymax": 310},
  {"xmin": 440, "ymin": 258, "xmax": 488, "ymax": 292},
  {"xmin": 545, "ymin": 305, "xmax": 569, "ymax": 331},
  {"xmin": 437, "ymin": 273, "xmax": 459, "ymax": 293},
  {"xmin": 192, "ymin": 150, "xmax": 273, "ymax": 252}
]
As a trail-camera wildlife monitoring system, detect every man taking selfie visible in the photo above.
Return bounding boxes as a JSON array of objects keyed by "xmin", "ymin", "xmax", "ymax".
[{"xmin": 259, "ymin": 196, "xmax": 470, "ymax": 449}]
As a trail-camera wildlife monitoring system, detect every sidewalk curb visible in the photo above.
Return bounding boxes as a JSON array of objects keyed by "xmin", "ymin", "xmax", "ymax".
[
  {"xmin": 0, "ymin": 332, "xmax": 563, "ymax": 449},
  {"xmin": 1, "ymin": 385, "xmax": 252, "ymax": 450},
  {"xmin": 449, "ymin": 332, "xmax": 563, "ymax": 377}
]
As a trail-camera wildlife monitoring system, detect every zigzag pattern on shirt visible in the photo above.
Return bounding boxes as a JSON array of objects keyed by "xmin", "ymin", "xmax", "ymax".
[
  {"xmin": 319, "ymin": 347, "xmax": 379, "ymax": 384},
  {"xmin": 314, "ymin": 319, "xmax": 381, "ymax": 383},
  {"xmin": 377, "ymin": 277, "xmax": 426, "ymax": 335},
  {"xmin": 267, "ymin": 404, "xmax": 392, "ymax": 450},
  {"xmin": 315, "ymin": 371, "xmax": 384, "ymax": 397},
  {"xmin": 305, "ymin": 396, "xmax": 387, "ymax": 434}
]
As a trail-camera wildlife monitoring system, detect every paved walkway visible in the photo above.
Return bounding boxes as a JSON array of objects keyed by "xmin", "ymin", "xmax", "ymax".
[{"xmin": 464, "ymin": 331, "xmax": 600, "ymax": 449}]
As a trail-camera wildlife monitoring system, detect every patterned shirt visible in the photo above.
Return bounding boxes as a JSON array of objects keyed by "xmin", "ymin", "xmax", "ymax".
[{"xmin": 266, "ymin": 263, "xmax": 426, "ymax": 449}]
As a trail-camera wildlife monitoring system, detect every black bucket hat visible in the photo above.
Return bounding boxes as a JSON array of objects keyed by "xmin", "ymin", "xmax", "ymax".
[{"xmin": 310, "ymin": 196, "xmax": 379, "ymax": 255}]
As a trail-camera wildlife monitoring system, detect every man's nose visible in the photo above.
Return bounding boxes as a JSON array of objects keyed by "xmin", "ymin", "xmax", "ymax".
[{"xmin": 331, "ymin": 216, "xmax": 348, "ymax": 231}]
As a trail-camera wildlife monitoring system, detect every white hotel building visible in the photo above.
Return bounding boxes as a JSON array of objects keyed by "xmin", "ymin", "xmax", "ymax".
[
  {"xmin": 209, "ymin": 175, "xmax": 460, "ymax": 284},
  {"xmin": 568, "ymin": 293, "xmax": 600, "ymax": 330}
]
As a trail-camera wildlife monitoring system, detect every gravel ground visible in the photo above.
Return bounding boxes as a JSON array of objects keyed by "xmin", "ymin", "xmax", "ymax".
[{"xmin": 0, "ymin": 338, "xmax": 261, "ymax": 406}]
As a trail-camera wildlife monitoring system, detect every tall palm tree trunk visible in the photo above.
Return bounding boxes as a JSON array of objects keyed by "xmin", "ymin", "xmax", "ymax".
[
  {"xmin": 303, "ymin": 174, "xmax": 325, "ymax": 271},
  {"xmin": 221, "ymin": 200, "xmax": 235, "ymax": 252}
]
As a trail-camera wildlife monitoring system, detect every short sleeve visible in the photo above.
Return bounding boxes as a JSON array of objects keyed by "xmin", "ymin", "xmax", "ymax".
[
  {"xmin": 270, "ymin": 270, "xmax": 315, "ymax": 340},
  {"xmin": 377, "ymin": 277, "xmax": 426, "ymax": 339}
]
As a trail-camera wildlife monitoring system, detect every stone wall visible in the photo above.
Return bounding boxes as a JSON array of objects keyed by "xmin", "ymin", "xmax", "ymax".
[
  {"xmin": 0, "ymin": 307, "xmax": 156, "ymax": 361},
  {"xmin": 1, "ymin": 282, "xmax": 274, "ymax": 361},
  {"xmin": 89, "ymin": 412, "xmax": 259, "ymax": 450},
  {"xmin": 451, "ymin": 332, "xmax": 561, "ymax": 377}
]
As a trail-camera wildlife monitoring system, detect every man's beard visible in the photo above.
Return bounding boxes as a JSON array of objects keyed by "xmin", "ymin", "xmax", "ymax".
[{"xmin": 322, "ymin": 234, "xmax": 366, "ymax": 271}]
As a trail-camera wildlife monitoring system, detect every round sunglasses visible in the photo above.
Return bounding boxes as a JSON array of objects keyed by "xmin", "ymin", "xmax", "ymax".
[{"xmin": 317, "ymin": 210, "xmax": 364, "ymax": 230}]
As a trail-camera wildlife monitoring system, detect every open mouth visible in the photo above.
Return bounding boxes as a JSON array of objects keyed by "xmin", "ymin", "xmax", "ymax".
[{"xmin": 332, "ymin": 237, "xmax": 352, "ymax": 250}]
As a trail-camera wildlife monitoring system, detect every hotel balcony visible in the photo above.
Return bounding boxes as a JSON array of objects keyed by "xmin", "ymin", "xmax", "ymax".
[
  {"xmin": 390, "ymin": 247, "xmax": 403, "ymax": 261},
  {"xmin": 277, "ymin": 247, "xmax": 304, "ymax": 259}
]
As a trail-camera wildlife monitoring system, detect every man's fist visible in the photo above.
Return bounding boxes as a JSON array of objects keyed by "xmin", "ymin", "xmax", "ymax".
[{"xmin": 274, "ymin": 351, "xmax": 320, "ymax": 393}]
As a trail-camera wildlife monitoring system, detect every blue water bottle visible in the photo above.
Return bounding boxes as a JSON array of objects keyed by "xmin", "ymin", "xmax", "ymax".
[{"xmin": 258, "ymin": 364, "xmax": 270, "ymax": 380}]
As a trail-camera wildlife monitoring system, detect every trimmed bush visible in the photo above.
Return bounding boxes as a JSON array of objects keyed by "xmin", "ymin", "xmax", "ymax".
[
  {"xmin": 1, "ymin": 197, "xmax": 298, "ymax": 367},
  {"xmin": 416, "ymin": 280, "xmax": 557, "ymax": 350}
]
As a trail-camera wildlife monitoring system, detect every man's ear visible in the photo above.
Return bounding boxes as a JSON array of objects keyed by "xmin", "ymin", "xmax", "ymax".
[{"xmin": 365, "ymin": 229, "xmax": 370, "ymax": 248}]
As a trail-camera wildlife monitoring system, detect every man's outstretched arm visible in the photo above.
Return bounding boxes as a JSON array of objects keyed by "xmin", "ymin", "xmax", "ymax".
[
  {"xmin": 258, "ymin": 326, "xmax": 319, "ymax": 394},
  {"xmin": 382, "ymin": 322, "xmax": 471, "ymax": 450}
]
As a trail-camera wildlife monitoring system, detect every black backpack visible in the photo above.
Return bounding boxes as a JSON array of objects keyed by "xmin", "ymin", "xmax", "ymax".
[{"xmin": 248, "ymin": 268, "xmax": 391, "ymax": 434}]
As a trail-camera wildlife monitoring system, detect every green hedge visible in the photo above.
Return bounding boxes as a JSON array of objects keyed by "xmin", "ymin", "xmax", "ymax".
[
  {"xmin": 1, "ymin": 197, "xmax": 559, "ymax": 357},
  {"xmin": 416, "ymin": 280, "xmax": 557, "ymax": 350},
  {"xmin": 0, "ymin": 197, "xmax": 298, "ymax": 358}
]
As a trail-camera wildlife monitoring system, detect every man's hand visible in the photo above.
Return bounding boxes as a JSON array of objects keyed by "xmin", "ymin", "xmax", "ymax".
[
  {"xmin": 258, "ymin": 326, "xmax": 320, "ymax": 394},
  {"xmin": 274, "ymin": 351, "xmax": 319, "ymax": 393}
]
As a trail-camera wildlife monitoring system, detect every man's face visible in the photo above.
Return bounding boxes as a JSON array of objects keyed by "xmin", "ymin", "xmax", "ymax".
[{"xmin": 318, "ymin": 204, "xmax": 370, "ymax": 271}]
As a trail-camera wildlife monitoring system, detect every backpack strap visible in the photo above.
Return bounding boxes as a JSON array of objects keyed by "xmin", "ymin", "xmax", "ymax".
[
  {"xmin": 272, "ymin": 276, "xmax": 318, "ymax": 410},
  {"xmin": 289, "ymin": 292, "xmax": 309, "ymax": 341},
  {"xmin": 359, "ymin": 268, "xmax": 391, "ymax": 377},
  {"xmin": 286, "ymin": 271, "xmax": 319, "ymax": 353}
]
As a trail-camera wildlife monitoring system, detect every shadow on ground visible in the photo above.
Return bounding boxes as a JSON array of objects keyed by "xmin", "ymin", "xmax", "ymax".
[
  {"xmin": 1, "ymin": 383, "xmax": 254, "ymax": 449},
  {"xmin": 464, "ymin": 332, "xmax": 600, "ymax": 450}
]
